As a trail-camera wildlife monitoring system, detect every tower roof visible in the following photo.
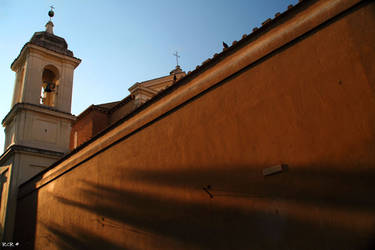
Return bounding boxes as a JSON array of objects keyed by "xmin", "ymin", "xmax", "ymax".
[
  {"xmin": 28, "ymin": 29, "xmax": 73, "ymax": 57},
  {"xmin": 10, "ymin": 22, "xmax": 80, "ymax": 70}
]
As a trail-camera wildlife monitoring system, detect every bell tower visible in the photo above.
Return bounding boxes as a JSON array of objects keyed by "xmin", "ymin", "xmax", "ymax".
[{"xmin": 0, "ymin": 8, "xmax": 81, "ymax": 240}]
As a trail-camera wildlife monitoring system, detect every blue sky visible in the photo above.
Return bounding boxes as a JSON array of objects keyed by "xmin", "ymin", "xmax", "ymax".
[{"xmin": 0, "ymin": 0, "xmax": 298, "ymax": 152}]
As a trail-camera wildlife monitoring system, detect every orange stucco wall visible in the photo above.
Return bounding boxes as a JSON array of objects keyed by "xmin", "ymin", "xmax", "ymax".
[{"xmin": 15, "ymin": 2, "xmax": 375, "ymax": 249}]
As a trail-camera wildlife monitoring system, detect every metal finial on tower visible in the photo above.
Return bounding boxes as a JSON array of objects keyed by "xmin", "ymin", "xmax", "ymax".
[
  {"xmin": 173, "ymin": 51, "xmax": 180, "ymax": 67},
  {"xmin": 48, "ymin": 6, "xmax": 55, "ymax": 21},
  {"xmin": 45, "ymin": 6, "xmax": 55, "ymax": 34}
]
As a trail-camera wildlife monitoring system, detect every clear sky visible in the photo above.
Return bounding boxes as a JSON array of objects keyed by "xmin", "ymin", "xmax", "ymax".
[{"xmin": 0, "ymin": 0, "xmax": 298, "ymax": 152}]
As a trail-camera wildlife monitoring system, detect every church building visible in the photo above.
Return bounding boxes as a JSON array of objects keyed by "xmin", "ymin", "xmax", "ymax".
[{"xmin": 1, "ymin": 0, "xmax": 375, "ymax": 249}]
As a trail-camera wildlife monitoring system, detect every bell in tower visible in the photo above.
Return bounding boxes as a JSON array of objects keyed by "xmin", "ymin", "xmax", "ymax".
[{"xmin": 41, "ymin": 66, "xmax": 58, "ymax": 106}]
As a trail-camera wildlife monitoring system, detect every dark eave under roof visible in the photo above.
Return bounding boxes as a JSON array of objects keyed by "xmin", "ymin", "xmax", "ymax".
[{"xmin": 74, "ymin": 95, "xmax": 134, "ymax": 122}]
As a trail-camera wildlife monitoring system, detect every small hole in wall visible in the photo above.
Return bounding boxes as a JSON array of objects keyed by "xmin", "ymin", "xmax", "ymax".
[{"xmin": 44, "ymin": 129, "xmax": 47, "ymax": 133}]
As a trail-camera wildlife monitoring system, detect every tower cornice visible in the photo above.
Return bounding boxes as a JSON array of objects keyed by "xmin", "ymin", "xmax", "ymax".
[
  {"xmin": 2, "ymin": 102, "xmax": 76, "ymax": 127},
  {"xmin": 11, "ymin": 43, "xmax": 81, "ymax": 71}
]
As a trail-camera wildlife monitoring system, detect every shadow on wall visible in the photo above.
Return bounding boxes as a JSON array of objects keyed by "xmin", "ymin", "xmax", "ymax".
[
  {"xmin": 39, "ymin": 221, "xmax": 125, "ymax": 250},
  {"xmin": 29, "ymin": 164, "xmax": 375, "ymax": 250},
  {"xmin": 13, "ymin": 181, "xmax": 39, "ymax": 249}
]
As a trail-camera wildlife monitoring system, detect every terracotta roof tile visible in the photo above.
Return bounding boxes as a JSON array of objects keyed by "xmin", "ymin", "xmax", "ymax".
[
  {"xmin": 95, "ymin": 101, "xmax": 120, "ymax": 110},
  {"xmin": 262, "ymin": 18, "xmax": 272, "ymax": 26},
  {"xmin": 107, "ymin": 95, "xmax": 134, "ymax": 114},
  {"xmin": 201, "ymin": 59, "xmax": 211, "ymax": 66}
]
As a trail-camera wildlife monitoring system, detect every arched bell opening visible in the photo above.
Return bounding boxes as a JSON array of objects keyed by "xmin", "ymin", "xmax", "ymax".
[{"xmin": 40, "ymin": 65, "xmax": 59, "ymax": 106}]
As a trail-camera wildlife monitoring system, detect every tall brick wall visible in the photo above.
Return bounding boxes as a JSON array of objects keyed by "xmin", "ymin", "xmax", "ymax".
[
  {"xmin": 69, "ymin": 113, "xmax": 93, "ymax": 150},
  {"xmin": 69, "ymin": 110, "xmax": 109, "ymax": 150}
]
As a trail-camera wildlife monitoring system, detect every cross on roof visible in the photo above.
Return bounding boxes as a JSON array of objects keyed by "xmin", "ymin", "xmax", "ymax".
[{"xmin": 173, "ymin": 51, "xmax": 180, "ymax": 66}]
